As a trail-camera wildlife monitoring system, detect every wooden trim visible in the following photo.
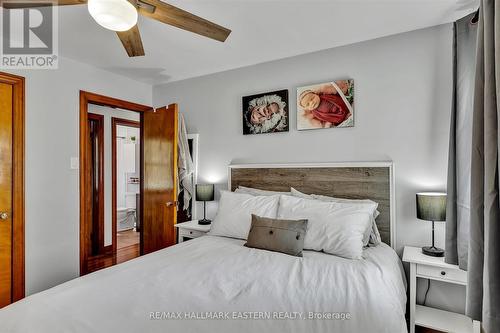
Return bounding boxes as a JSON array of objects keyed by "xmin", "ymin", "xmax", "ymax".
[
  {"xmin": 80, "ymin": 91, "xmax": 153, "ymax": 113},
  {"xmin": 139, "ymin": 114, "xmax": 144, "ymax": 255},
  {"xmin": 0, "ymin": 72, "xmax": 25, "ymax": 301},
  {"xmin": 228, "ymin": 161, "xmax": 396, "ymax": 248},
  {"xmin": 173, "ymin": 106, "xmax": 179, "ymax": 227},
  {"xmin": 111, "ymin": 117, "xmax": 140, "ymax": 253},
  {"xmin": 79, "ymin": 92, "xmax": 89, "ymax": 276},
  {"xmin": 87, "ymin": 113, "xmax": 105, "ymax": 254},
  {"xmin": 113, "ymin": 118, "xmax": 141, "ymax": 128},
  {"xmin": 80, "ymin": 91, "xmax": 152, "ymax": 276}
]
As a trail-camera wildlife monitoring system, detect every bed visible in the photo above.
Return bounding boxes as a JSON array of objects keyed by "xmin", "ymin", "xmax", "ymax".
[{"xmin": 0, "ymin": 162, "xmax": 407, "ymax": 333}]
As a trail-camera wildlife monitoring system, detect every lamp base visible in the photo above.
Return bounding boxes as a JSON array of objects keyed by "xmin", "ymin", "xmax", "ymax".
[
  {"xmin": 422, "ymin": 246, "xmax": 444, "ymax": 257},
  {"xmin": 198, "ymin": 219, "xmax": 211, "ymax": 225}
]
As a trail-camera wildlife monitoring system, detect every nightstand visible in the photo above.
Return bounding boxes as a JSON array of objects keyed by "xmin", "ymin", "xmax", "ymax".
[
  {"xmin": 174, "ymin": 220, "xmax": 210, "ymax": 243},
  {"xmin": 403, "ymin": 246, "xmax": 480, "ymax": 333}
]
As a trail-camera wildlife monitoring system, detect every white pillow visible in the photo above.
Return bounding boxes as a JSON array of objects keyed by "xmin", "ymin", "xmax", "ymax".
[
  {"xmin": 236, "ymin": 186, "xmax": 291, "ymax": 196},
  {"xmin": 209, "ymin": 191, "xmax": 280, "ymax": 240},
  {"xmin": 311, "ymin": 194, "xmax": 380, "ymax": 215},
  {"xmin": 291, "ymin": 187, "xmax": 378, "ymax": 213},
  {"xmin": 277, "ymin": 195, "xmax": 373, "ymax": 259},
  {"xmin": 290, "ymin": 187, "xmax": 382, "ymax": 245}
]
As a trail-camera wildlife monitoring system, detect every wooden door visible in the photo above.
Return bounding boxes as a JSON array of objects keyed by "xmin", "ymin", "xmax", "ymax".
[
  {"xmin": 87, "ymin": 113, "xmax": 104, "ymax": 256},
  {"xmin": 0, "ymin": 72, "xmax": 24, "ymax": 307},
  {"xmin": 0, "ymin": 82, "xmax": 13, "ymax": 307},
  {"xmin": 141, "ymin": 104, "xmax": 178, "ymax": 254}
]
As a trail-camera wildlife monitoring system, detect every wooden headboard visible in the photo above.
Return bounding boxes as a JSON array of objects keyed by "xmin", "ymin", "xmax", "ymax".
[{"xmin": 228, "ymin": 162, "xmax": 395, "ymax": 247}]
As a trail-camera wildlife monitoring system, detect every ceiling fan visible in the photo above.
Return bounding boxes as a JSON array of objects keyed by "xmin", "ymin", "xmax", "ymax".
[{"xmin": 1, "ymin": 0, "xmax": 231, "ymax": 57}]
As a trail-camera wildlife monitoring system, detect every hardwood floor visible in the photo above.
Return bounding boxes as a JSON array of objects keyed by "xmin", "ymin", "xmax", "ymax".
[
  {"xmin": 86, "ymin": 232, "xmax": 140, "ymax": 274},
  {"xmin": 117, "ymin": 229, "xmax": 140, "ymax": 249}
]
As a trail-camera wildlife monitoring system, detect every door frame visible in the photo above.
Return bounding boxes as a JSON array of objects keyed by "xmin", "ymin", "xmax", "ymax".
[
  {"xmin": 0, "ymin": 72, "xmax": 25, "ymax": 302},
  {"xmin": 79, "ymin": 91, "xmax": 152, "ymax": 275},
  {"xmin": 111, "ymin": 117, "xmax": 140, "ymax": 253},
  {"xmin": 87, "ymin": 113, "xmax": 105, "ymax": 255}
]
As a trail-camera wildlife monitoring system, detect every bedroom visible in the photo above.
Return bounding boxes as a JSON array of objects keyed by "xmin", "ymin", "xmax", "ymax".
[{"xmin": 0, "ymin": 0, "xmax": 498, "ymax": 332}]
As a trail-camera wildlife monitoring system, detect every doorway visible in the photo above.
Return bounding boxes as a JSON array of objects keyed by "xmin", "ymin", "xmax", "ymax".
[
  {"xmin": 80, "ymin": 92, "xmax": 179, "ymax": 275},
  {"xmin": 85, "ymin": 108, "xmax": 142, "ymax": 270},
  {"xmin": 176, "ymin": 134, "xmax": 198, "ymax": 223},
  {"xmin": 0, "ymin": 72, "xmax": 25, "ymax": 307}
]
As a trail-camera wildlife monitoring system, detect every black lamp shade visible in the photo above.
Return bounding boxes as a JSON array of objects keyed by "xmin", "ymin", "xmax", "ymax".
[
  {"xmin": 416, "ymin": 192, "xmax": 447, "ymax": 221},
  {"xmin": 196, "ymin": 184, "xmax": 214, "ymax": 202}
]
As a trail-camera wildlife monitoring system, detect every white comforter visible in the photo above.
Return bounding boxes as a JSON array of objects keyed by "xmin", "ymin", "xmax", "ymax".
[{"xmin": 0, "ymin": 236, "xmax": 407, "ymax": 333}]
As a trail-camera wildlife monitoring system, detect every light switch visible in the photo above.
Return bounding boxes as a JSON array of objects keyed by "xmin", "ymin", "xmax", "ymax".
[{"xmin": 70, "ymin": 157, "xmax": 79, "ymax": 170}]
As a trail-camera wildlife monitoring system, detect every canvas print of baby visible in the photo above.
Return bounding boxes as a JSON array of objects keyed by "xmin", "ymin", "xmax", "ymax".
[
  {"xmin": 297, "ymin": 80, "xmax": 354, "ymax": 130},
  {"xmin": 242, "ymin": 89, "xmax": 289, "ymax": 135}
]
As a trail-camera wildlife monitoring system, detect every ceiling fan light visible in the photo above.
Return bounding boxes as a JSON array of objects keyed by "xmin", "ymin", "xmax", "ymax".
[{"xmin": 88, "ymin": 0, "xmax": 138, "ymax": 32}]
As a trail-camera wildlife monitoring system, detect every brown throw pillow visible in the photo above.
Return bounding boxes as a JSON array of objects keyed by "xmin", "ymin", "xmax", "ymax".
[{"xmin": 244, "ymin": 214, "xmax": 308, "ymax": 257}]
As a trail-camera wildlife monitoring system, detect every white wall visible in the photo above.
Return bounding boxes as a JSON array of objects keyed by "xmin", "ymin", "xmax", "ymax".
[
  {"xmin": 154, "ymin": 24, "xmax": 466, "ymax": 311},
  {"xmin": 4, "ymin": 56, "xmax": 151, "ymax": 295},
  {"xmin": 116, "ymin": 125, "xmax": 140, "ymax": 210},
  {"xmin": 88, "ymin": 105, "xmax": 140, "ymax": 246}
]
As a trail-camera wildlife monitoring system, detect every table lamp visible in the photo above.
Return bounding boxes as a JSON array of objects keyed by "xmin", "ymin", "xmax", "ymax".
[
  {"xmin": 416, "ymin": 192, "xmax": 447, "ymax": 257},
  {"xmin": 196, "ymin": 184, "xmax": 214, "ymax": 225}
]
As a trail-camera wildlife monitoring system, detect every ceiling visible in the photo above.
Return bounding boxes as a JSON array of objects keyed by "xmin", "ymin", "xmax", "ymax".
[{"xmin": 56, "ymin": 0, "xmax": 478, "ymax": 85}]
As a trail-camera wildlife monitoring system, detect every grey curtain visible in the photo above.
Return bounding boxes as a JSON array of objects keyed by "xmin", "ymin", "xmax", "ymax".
[
  {"xmin": 445, "ymin": 13, "xmax": 478, "ymax": 270},
  {"xmin": 467, "ymin": 1, "xmax": 500, "ymax": 332}
]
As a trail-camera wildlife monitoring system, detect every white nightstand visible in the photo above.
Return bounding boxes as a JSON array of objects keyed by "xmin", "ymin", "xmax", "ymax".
[
  {"xmin": 174, "ymin": 220, "xmax": 210, "ymax": 243},
  {"xmin": 403, "ymin": 246, "xmax": 480, "ymax": 333}
]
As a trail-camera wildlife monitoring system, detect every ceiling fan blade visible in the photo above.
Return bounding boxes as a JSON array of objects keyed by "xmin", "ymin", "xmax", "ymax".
[
  {"xmin": 116, "ymin": 25, "xmax": 145, "ymax": 57},
  {"xmin": 1, "ymin": 0, "xmax": 86, "ymax": 8},
  {"xmin": 137, "ymin": 0, "xmax": 231, "ymax": 42}
]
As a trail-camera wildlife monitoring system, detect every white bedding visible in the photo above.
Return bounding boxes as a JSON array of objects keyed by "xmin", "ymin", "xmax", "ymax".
[{"xmin": 0, "ymin": 236, "xmax": 407, "ymax": 333}]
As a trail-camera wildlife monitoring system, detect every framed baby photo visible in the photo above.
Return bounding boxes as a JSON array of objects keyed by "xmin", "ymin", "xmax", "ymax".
[
  {"xmin": 242, "ymin": 89, "xmax": 289, "ymax": 135},
  {"xmin": 296, "ymin": 79, "xmax": 354, "ymax": 130}
]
